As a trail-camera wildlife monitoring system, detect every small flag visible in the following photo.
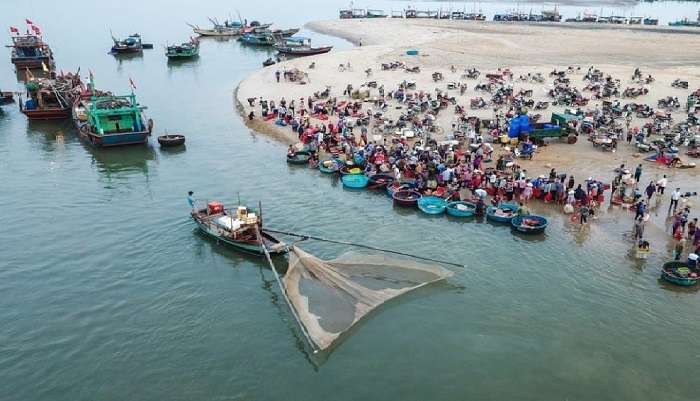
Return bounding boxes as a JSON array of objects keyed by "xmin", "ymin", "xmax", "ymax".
[
  {"xmin": 9, "ymin": 26, "xmax": 19, "ymax": 33},
  {"xmin": 128, "ymin": 77, "xmax": 137, "ymax": 90},
  {"xmin": 31, "ymin": 25, "xmax": 40, "ymax": 35},
  {"xmin": 41, "ymin": 62, "xmax": 49, "ymax": 72},
  {"xmin": 25, "ymin": 19, "xmax": 34, "ymax": 25}
]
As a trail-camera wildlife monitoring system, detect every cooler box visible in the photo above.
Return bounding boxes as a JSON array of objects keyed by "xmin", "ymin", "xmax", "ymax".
[{"xmin": 207, "ymin": 201, "xmax": 224, "ymax": 214}]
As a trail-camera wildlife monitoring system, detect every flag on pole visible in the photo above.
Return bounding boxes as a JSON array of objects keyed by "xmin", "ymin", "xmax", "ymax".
[
  {"xmin": 9, "ymin": 26, "xmax": 19, "ymax": 33},
  {"xmin": 25, "ymin": 19, "xmax": 34, "ymax": 25},
  {"xmin": 128, "ymin": 77, "xmax": 137, "ymax": 90},
  {"xmin": 89, "ymin": 70, "xmax": 95, "ymax": 96},
  {"xmin": 31, "ymin": 25, "xmax": 41, "ymax": 35}
]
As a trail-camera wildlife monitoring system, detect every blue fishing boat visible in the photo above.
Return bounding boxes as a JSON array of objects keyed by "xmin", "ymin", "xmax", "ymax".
[
  {"xmin": 486, "ymin": 203, "xmax": 518, "ymax": 224},
  {"xmin": 238, "ymin": 33, "xmax": 275, "ymax": 46},
  {"xmin": 418, "ymin": 196, "xmax": 447, "ymax": 215},
  {"xmin": 446, "ymin": 201, "xmax": 477, "ymax": 218},
  {"xmin": 73, "ymin": 86, "xmax": 153, "ymax": 147},
  {"xmin": 511, "ymin": 215, "xmax": 548, "ymax": 234},
  {"xmin": 660, "ymin": 261, "xmax": 699, "ymax": 286},
  {"xmin": 342, "ymin": 174, "xmax": 369, "ymax": 189}
]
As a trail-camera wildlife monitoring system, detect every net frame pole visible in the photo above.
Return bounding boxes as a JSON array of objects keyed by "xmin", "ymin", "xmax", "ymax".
[{"xmin": 256, "ymin": 228, "xmax": 320, "ymax": 354}]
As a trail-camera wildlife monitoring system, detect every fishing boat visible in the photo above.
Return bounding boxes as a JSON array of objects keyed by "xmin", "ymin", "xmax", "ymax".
[
  {"xmin": 643, "ymin": 17, "xmax": 659, "ymax": 26},
  {"xmin": 318, "ymin": 159, "xmax": 341, "ymax": 173},
  {"xmin": 339, "ymin": 9, "xmax": 354, "ymax": 19},
  {"xmin": 19, "ymin": 73, "xmax": 81, "ymax": 120},
  {"xmin": 286, "ymin": 151, "xmax": 311, "ymax": 164},
  {"xmin": 339, "ymin": 165, "xmax": 363, "ymax": 175},
  {"xmin": 73, "ymin": 88, "xmax": 153, "ymax": 147},
  {"xmin": 367, "ymin": 9, "xmax": 388, "ymax": 18},
  {"xmin": 271, "ymin": 28, "xmax": 300, "ymax": 37},
  {"xmin": 342, "ymin": 174, "xmax": 369, "ymax": 189},
  {"xmin": 7, "ymin": 28, "xmax": 54, "ymax": 69},
  {"xmin": 165, "ymin": 38, "xmax": 199, "ymax": 59},
  {"xmin": 464, "ymin": 13, "xmax": 486, "ymax": 21},
  {"xmin": 511, "ymin": 215, "xmax": 548, "ymax": 234},
  {"xmin": 238, "ymin": 33, "xmax": 275, "ymax": 46},
  {"xmin": 418, "ymin": 196, "xmax": 447, "ymax": 215},
  {"xmin": 191, "ymin": 202, "xmax": 287, "ymax": 256},
  {"xmin": 367, "ymin": 173, "xmax": 394, "ymax": 189},
  {"xmin": 157, "ymin": 134, "xmax": 185, "ymax": 147},
  {"xmin": 190, "ymin": 19, "xmax": 243, "ymax": 37},
  {"xmin": 275, "ymin": 37, "xmax": 333, "ymax": 56},
  {"xmin": 110, "ymin": 33, "xmax": 153, "ymax": 54},
  {"xmin": 486, "ymin": 203, "xmax": 518, "ymax": 223},
  {"xmin": 393, "ymin": 190, "xmax": 422, "ymax": 207},
  {"xmin": 386, "ymin": 181, "xmax": 416, "ymax": 197},
  {"xmin": 0, "ymin": 91, "xmax": 14, "ymax": 104},
  {"xmin": 446, "ymin": 201, "xmax": 476, "ymax": 218},
  {"xmin": 660, "ymin": 260, "xmax": 699, "ymax": 286}
]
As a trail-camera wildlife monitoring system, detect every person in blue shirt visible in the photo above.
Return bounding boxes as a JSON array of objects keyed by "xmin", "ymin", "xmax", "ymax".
[{"xmin": 187, "ymin": 191, "xmax": 196, "ymax": 210}]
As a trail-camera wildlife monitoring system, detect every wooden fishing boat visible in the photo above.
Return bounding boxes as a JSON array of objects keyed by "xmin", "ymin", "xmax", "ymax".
[
  {"xmin": 274, "ymin": 37, "xmax": 333, "ymax": 56},
  {"xmin": 486, "ymin": 203, "xmax": 518, "ymax": 224},
  {"xmin": 165, "ymin": 38, "xmax": 199, "ymax": 59},
  {"xmin": 367, "ymin": 173, "xmax": 394, "ymax": 189},
  {"xmin": 20, "ymin": 73, "xmax": 81, "ymax": 120},
  {"xmin": 511, "ymin": 215, "xmax": 548, "ymax": 234},
  {"xmin": 286, "ymin": 151, "xmax": 311, "ymax": 165},
  {"xmin": 73, "ymin": 90, "xmax": 153, "ymax": 147},
  {"xmin": 418, "ymin": 196, "xmax": 447, "ymax": 215},
  {"xmin": 342, "ymin": 174, "xmax": 369, "ymax": 189},
  {"xmin": 8, "ymin": 28, "xmax": 54, "ymax": 69},
  {"xmin": 0, "ymin": 91, "xmax": 14, "ymax": 104},
  {"xmin": 192, "ymin": 202, "xmax": 287, "ymax": 256},
  {"xmin": 446, "ymin": 201, "xmax": 476, "ymax": 218},
  {"xmin": 386, "ymin": 181, "xmax": 416, "ymax": 197},
  {"xmin": 393, "ymin": 190, "xmax": 422, "ymax": 207},
  {"xmin": 318, "ymin": 159, "xmax": 341, "ymax": 173},
  {"xmin": 158, "ymin": 134, "xmax": 185, "ymax": 147},
  {"xmin": 660, "ymin": 261, "xmax": 699, "ymax": 286},
  {"xmin": 271, "ymin": 28, "xmax": 300, "ymax": 37},
  {"xmin": 110, "ymin": 33, "xmax": 152, "ymax": 54}
]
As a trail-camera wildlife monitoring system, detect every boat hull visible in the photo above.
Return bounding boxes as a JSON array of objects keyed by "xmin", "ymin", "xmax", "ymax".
[
  {"xmin": 193, "ymin": 217, "xmax": 287, "ymax": 256},
  {"xmin": 661, "ymin": 262, "xmax": 699, "ymax": 286},
  {"xmin": 393, "ymin": 190, "xmax": 422, "ymax": 207},
  {"xmin": 511, "ymin": 215, "xmax": 548, "ymax": 234},
  {"xmin": 11, "ymin": 56, "xmax": 52, "ymax": 69},
  {"xmin": 21, "ymin": 107, "xmax": 71, "ymax": 120},
  {"xmin": 446, "ymin": 201, "xmax": 476, "ymax": 218},
  {"xmin": 486, "ymin": 204, "xmax": 518, "ymax": 224},
  {"xmin": 276, "ymin": 46, "xmax": 333, "ymax": 56}
]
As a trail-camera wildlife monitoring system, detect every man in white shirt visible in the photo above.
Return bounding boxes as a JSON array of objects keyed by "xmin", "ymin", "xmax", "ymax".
[
  {"xmin": 669, "ymin": 188, "xmax": 682, "ymax": 213},
  {"xmin": 657, "ymin": 175, "xmax": 668, "ymax": 195}
]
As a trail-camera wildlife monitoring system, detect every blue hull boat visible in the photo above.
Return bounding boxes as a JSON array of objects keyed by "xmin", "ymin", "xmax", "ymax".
[
  {"xmin": 418, "ymin": 196, "xmax": 447, "ymax": 215},
  {"xmin": 446, "ymin": 201, "xmax": 477, "ymax": 218},
  {"xmin": 342, "ymin": 174, "xmax": 369, "ymax": 189},
  {"xmin": 486, "ymin": 203, "xmax": 518, "ymax": 224},
  {"xmin": 511, "ymin": 215, "xmax": 548, "ymax": 234}
]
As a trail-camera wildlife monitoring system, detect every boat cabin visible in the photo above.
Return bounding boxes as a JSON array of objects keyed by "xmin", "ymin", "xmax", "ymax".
[
  {"xmin": 451, "ymin": 11, "xmax": 465, "ymax": 20},
  {"xmin": 339, "ymin": 9, "xmax": 353, "ymax": 19},
  {"xmin": 88, "ymin": 94, "xmax": 145, "ymax": 134},
  {"xmin": 628, "ymin": 16, "xmax": 643, "ymax": 24},
  {"xmin": 610, "ymin": 16, "xmax": 627, "ymax": 24},
  {"xmin": 367, "ymin": 9, "xmax": 387, "ymax": 18},
  {"xmin": 352, "ymin": 9, "xmax": 366, "ymax": 18}
]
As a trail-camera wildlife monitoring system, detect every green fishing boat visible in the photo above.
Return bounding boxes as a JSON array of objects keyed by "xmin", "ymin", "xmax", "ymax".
[
  {"xmin": 165, "ymin": 38, "xmax": 200, "ymax": 59},
  {"xmin": 73, "ymin": 77, "xmax": 152, "ymax": 147}
]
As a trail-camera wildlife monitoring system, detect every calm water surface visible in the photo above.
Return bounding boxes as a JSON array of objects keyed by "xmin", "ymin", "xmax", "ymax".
[{"xmin": 1, "ymin": 1, "xmax": 699, "ymax": 400}]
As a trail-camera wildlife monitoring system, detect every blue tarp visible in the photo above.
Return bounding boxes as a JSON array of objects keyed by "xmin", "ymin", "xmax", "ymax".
[{"xmin": 508, "ymin": 115, "xmax": 531, "ymax": 138}]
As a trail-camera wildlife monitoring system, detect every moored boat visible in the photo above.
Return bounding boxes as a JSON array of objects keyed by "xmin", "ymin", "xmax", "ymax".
[
  {"xmin": 158, "ymin": 134, "xmax": 186, "ymax": 147},
  {"xmin": 165, "ymin": 38, "xmax": 199, "ymax": 59},
  {"xmin": 276, "ymin": 36, "xmax": 333, "ymax": 56},
  {"xmin": 393, "ymin": 190, "xmax": 422, "ymax": 207},
  {"xmin": 191, "ymin": 202, "xmax": 287, "ymax": 256},
  {"xmin": 486, "ymin": 203, "xmax": 518, "ymax": 223},
  {"xmin": 20, "ymin": 73, "xmax": 81, "ymax": 120},
  {"xmin": 110, "ymin": 33, "xmax": 153, "ymax": 54},
  {"xmin": 660, "ymin": 260, "xmax": 699, "ymax": 286},
  {"xmin": 341, "ymin": 174, "xmax": 369, "ymax": 189},
  {"xmin": 238, "ymin": 33, "xmax": 275, "ymax": 46},
  {"xmin": 318, "ymin": 159, "xmax": 341, "ymax": 173},
  {"xmin": 0, "ymin": 91, "xmax": 14, "ymax": 104},
  {"xmin": 511, "ymin": 215, "xmax": 548, "ymax": 234},
  {"xmin": 7, "ymin": 23, "xmax": 54, "ymax": 69},
  {"xmin": 73, "ymin": 84, "xmax": 153, "ymax": 147},
  {"xmin": 286, "ymin": 151, "xmax": 311, "ymax": 164},
  {"xmin": 418, "ymin": 196, "xmax": 447, "ymax": 215},
  {"xmin": 367, "ymin": 173, "xmax": 394, "ymax": 189},
  {"xmin": 446, "ymin": 201, "xmax": 476, "ymax": 218}
]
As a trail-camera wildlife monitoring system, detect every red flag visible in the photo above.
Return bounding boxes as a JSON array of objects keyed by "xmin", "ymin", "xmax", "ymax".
[
  {"xmin": 10, "ymin": 26, "xmax": 18, "ymax": 33},
  {"xmin": 31, "ymin": 25, "xmax": 40, "ymax": 34},
  {"xmin": 129, "ymin": 78, "xmax": 137, "ymax": 90},
  {"xmin": 25, "ymin": 19, "xmax": 34, "ymax": 25}
]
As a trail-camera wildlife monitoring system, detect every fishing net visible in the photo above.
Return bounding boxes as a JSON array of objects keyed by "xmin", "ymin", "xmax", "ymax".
[{"xmin": 282, "ymin": 246, "xmax": 453, "ymax": 351}]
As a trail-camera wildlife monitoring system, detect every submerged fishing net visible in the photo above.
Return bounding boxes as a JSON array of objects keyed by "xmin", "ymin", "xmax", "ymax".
[{"xmin": 282, "ymin": 246, "xmax": 453, "ymax": 351}]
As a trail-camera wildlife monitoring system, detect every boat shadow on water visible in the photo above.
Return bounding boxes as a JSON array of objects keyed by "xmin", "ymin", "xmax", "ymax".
[
  {"xmin": 85, "ymin": 142, "xmax": 156, "ymax": 177},
  {"xmin": 657, "ymin": 277, "xmax": 700, "ymax": 293},
  {"xmin": 167, "ymin": 56, "xmax": 200, "ymax": 69},
  {"xmin": 158, "ymin": 144, "xmax": 187, "ymax": 156},
  {"xmin": 25, "ymin": 120, "xmax": 79, "ymax": 149}
]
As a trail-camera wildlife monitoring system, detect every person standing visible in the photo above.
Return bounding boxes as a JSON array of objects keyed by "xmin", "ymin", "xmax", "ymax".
[
  {"xmin": 187, "ymin": 191, "xmax": 196, "ymax": 211},
  {"xmin": 633, "ymin": 215, "xmax": 645, "ymax": 240},
  {"xmin": 645, "ymin": 181, "xmax": 656, "ymax": 202},
  {"xmin": 669, "ymin": 188, "xmax": 681, "ymax": 213},
  {"xmin": 688, "ymin": 218, "xmax": 698, "ymax": 241},
  {"xmin": 635, "ymin": 200, "xmax": 646, "ymax": 220},
  {"xmin": 656, "ymin": 175, "xmax": 667, "ymax": 195},
  {"xmin": 275, "ymin": 70, "xmax": 281, "ymax": 83},
  {"xmin": 634, "ymin": 164, "xmax": 642, "ymax": 183},
  {"xmin": 580, "ymin": 204, "xmax": 590, "ymax": 224}
]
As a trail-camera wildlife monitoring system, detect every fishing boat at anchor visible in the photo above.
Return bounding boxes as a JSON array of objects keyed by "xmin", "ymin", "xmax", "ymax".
[
  {"xmin": 486, "ymin": 203, "xmax": 518, "ymax": 223},
  {"xmin": 165, "ymin": 38, "xmax": 200, "ymax": 59},
  {"xmin": 19, "ymin": 72, "xmax": 82, "ymax": 120},
  {"xmin": 511, "ymin": 215, "xmax": 548, "ymax": 234},
  {"xmin": 275, "ymin": 37, "xmax": 333, "ymax": 56},
  {"xmin": 7, "ymin": 23, "xmax": 54, "ymax": 70},
  {"xmin": 110, "ymin": 33, "xmax": 153, "ymax": 54},
  {"xmin": 191, "ymin": 201, "xmax": 287, "ymax": 256},
  {"xmin": 73, "ymin": 78, "xmax": 153, "ymax": 147},
  {"xmin": 238, "ymin": 33, "xmax": 275, "ymax": 46}
]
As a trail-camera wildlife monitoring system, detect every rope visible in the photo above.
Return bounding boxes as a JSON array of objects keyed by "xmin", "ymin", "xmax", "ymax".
[
  {"xmin": 255, "ymin": 228, "xmax": 320, "ymax": 354},
  {"xmin": 265, "ymin": 228, "xmax": 464, "ymax": 268}
]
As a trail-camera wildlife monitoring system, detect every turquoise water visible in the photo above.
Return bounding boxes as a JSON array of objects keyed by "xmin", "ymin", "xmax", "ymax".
[{"xmin": 1, "ymin": 1, "xmax": 699, "ymax": 400}]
